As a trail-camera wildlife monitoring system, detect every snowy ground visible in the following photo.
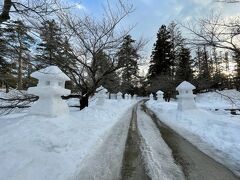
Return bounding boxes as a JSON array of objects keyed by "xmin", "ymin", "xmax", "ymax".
[
  {"xmin": 0, "ymin": 99, "xmax": 136, "ymax": 180},
  {"xmin": 146, "ymin": 89, "xmax": 240, "ymax": 177},
  {"xmin": 196, "ymin": 89, "xmax": 240, "ymax": 110},
  {"xmin": 137, "ymin": 104, "xmax": 185, "ymax": 180}
]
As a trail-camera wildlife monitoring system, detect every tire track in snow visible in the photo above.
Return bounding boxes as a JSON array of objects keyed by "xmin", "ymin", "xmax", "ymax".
[
  {"xmin": 121, "ymin": 102, "xmax": 150, "ymax": 180},
  {"xmin": 142, "ymin": 103, "xmax": 240, "ymax": 180},
  {"xmin": 137, "ymin": 102, "xmax": 185, "ymax": 180}
]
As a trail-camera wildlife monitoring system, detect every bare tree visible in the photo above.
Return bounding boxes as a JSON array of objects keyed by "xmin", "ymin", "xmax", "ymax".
[
  {"xmin": 56, "ymin": 0, "xmax": 144, "ymax": 109},
  {"xmin": 182, "ymin": 12, "xmax": 240, "ymax": 77},
  {"xmin": 0, "ymin": 0, "xmax": 60, "ymax": 24}
]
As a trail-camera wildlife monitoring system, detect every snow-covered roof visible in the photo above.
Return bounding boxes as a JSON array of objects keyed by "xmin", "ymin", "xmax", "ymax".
[
  {"xmin": 96, "ymin": 86, "xmax": 108, "ymax": 93},
  {"xmin": 157, "ymin": 90, "xmax": 164, "ymax": 94},
  {"xmin": 31, "ymin": 66, "xmax": 70, "ymax": 81},
  {"xmin": 176, "ymin": 81, "xmax": 195, "ymax": 90}
]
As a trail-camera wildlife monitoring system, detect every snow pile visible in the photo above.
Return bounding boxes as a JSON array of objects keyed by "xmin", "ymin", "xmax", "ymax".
[
  {"xmin": 0, "ymin": 89, "xmax": 29, "ymax": 104},
  {"xmin": 196, "ymin": 89, "xmax": 240, "ymax": 109},
  {"xmin": 137, "ymin": 105, "xmax": 185, "ymax": 180},
  {"xmin": 0, "ymin": 100, "xmax": 135, "ymax": 180},
  {"xmin": 0, "ymin": 89, "xmax": 33, "ymax": 115},
  {"xmin": 146, "ymin": 100, "xmax": 240, "ymax": 176}
]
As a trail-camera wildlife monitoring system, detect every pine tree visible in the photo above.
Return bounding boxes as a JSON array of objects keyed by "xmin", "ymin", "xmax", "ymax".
[
  {"xmin": 175, "ymin": 46, "xmax": 193, "ymax": 84},
  {"xmin": 167, "ymin": 22, "xmax": 184, "ymax": 78},
  {"xmin": 194, "ymin": 45, "xmax": 213, "ymax": 90},
  {"xmin": 2, "ymin": 20, "xmax": 34, "ymax": 90},
  {"xmin": 147, "ymin": 25, "xmax": 175, "ymax": 98},
  {"xmin": 0, "ymin": 57, "xmax": 13, "ymax": 92},
  {"xmin": 95, "ymin": 50, "xmax": 120, "ymax": 93},
  {"xmin": 117, "ymin": 35, "xmax": 139, "ymax": 94},
  {"xmin": 233, "ymin": 51, "xmax": 240, "ymax": 78},
  {"xmin": 36, "ymin": 19, "xmax": 63, "ymax": 67},
  {"xmin": 224, "ymin": 52, "xmax": 229, "ymax": 72},
  {"xmin": 148, "ymin": 25, "xmax": 174, "ymax": 78}
]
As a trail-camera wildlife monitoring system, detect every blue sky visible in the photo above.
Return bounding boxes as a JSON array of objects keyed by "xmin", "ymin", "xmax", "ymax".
[{"xmin": 70, "ymin": 0, "xmax": 240, "ymax": 57}]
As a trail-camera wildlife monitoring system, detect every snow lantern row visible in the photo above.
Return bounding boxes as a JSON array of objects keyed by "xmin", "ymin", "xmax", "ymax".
[
  {"xmin": 149, "ymin": 81, "xmax": 196, "ymax": 110},
  {"xmin": 149, "ymin": 90, "xmax": 164, "ymax": 102}
]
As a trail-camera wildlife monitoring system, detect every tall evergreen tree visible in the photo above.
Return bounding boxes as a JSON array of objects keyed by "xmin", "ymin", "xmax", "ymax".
[
  {"xmin": 0, "ymin": 58, "xmax": 13, "ymax": 92},
  {"xmin": 148, "ymin": 25, "xmax": 174, "ymax": 78},
  {"xmin": 95, "ymin": 50, "xmax": 120, "ymax": 93},
  {"xmin": 224, "ymin": 51, "xmax": 229, "ymax": 73},
  {"xmin": 36, "ymin": 19, "xmax": 63, "ymax": 67},
  {"xmin": 194, "ymin": 45, "xmax": 213, "ymax": 90},
  {"xmin": 233, "ymin": 51, "xmax": 240, "ymax": 78},
  {"xmin": 167, "ymin": 22, "xmax": 184, "ymax": 77},
  {"xmin": 117, "ymin": 35, "xmax": 139, "ymax": 94},
  {"xmin": 3, "ymin": 20, "xmax": 34, "ymax": 90},
  {"xmin": 175, "ymin": 46, "xmax": 193, "ymax": 84},
  {"xmin": 147, "ymin": 25, "xmax": 175, "ymax": 99}
]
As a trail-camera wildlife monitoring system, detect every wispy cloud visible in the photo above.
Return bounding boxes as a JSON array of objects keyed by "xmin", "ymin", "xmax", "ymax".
[
  {"xmin": 75, "ymin": 3, "xmax": 87, "ymax": 11},
  {"xmin": 69, "ymin": 0, "xmax": 240, "ymax": 56}
]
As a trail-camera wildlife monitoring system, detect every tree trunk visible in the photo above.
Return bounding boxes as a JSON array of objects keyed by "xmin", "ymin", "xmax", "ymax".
[
  {"xmin": 6, "ymin": 83, "xmax": 9, "ymax": 93},
  {"xmin": 0, "ymin": 0, "xmax": 12, "ymax": 24},
  {"xmin": 17, "ymin": 57, "xmax": 23, "ymax": 90},
  {"xmin": 80, "ymin": 94, "xmax": 89, "ymax": 110}
]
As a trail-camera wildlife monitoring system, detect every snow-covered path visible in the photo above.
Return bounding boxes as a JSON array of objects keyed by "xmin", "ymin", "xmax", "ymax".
[
  {"xmin": 141, "ymin": 103, "xmax": 240, "ymax": 180},
  {"xmin": 121, "ymin": 101, "xmax": 184, "ymax": 180},
  {"xmin": 0, "ymin": 100, "xmax": 136, "ymax": 180},
  {"xmin": 1, "ymin": 98, "xmax": 239, "ymax": 180},
  {"xmin": 137, "ymin": 103, "xmax": 184, "ymax": 180},
  {"xmin": 121, "ymin": 103, "xmax": 150, "ymax": 180}
]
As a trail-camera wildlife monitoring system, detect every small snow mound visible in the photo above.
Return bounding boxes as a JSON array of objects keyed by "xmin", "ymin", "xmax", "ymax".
[
  {"xmin": 31, "ymin": 66, "xmax": 70, "ymax": 81},
  {"xmin": 176, "ymin": 81, "xmax": 195, "ymax": 90}
]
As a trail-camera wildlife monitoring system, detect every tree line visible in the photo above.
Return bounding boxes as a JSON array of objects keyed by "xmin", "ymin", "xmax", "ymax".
[
  {"xmin": 146, "ymin": 19, "xmax": 240, "ymax": 101},
  {"xmin": 0, "ymin": 1, "xmax": 145, "ymax": 110},
  {"xmin": 0, "ymin": 0, "xmax": 240, "ymax": 111}
]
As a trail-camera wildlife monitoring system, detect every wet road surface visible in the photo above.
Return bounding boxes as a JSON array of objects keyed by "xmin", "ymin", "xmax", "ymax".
[{"xmin": 121, "ymin": 104, "xmax": 150, "ymax": 180}]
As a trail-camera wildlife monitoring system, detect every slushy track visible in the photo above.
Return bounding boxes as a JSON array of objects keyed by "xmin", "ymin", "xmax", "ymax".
[
  {"xmin": 141, "ymin": 103, "xmax": 240, "ymax": 180},
  {"xmin": 121, "ymin": 102, "xmax": 150, "ymax": 180}
]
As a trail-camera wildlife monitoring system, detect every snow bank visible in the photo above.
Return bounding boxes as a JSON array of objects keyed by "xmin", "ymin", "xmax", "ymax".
[
  {"xmin": 137, "ymin": 105, "xmax": 184, "ymax": 180},
  {"xmin": 0, "ymin": 100, "xmax": 135, "ymax": 180},
  {"xmin": 146, "ymin": 100, "xmax": 240, "ymax": 176},
  {"xmin": 0, "ymin": 90, "xmax": 32, "ymax": 115},
  {"xmin": 196, "ymin": 89, "xmax": 240, "ymax": 109}
]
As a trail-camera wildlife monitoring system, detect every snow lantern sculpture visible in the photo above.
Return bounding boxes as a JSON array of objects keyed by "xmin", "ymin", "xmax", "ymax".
[
  {"xmin": 27, "ymin": 66, "xmax": 71, "ymax": 117},
  {"xmin": 157, "ymin": 90, "xmax": 164, "ymax": 102},
  {"xmin": 176, "ymin": 81, "xmax": 196, "ymax": 110},
  {"xmin": 128, "ymin": 94, "xmax": 132, "ymax": 100},
  {"xmin": 117, "ymin": 92, "xmax": 123, "ymax": 100},
  {"xmin": 96, "ymin": 86, "xmax": 108, "ymax": 105},
  {"xmin": 133, "ymin": 94, "xmax": 137, "ymax": 100},
  {"xmin": 149, "ymin": 93, "xmax": 154, "ymax": 100}
]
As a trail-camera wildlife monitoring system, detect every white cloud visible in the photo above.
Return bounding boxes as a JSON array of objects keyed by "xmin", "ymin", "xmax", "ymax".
[{"xmin": 75, "ymin": 3, "xmax": 87, "ymax": 11}]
